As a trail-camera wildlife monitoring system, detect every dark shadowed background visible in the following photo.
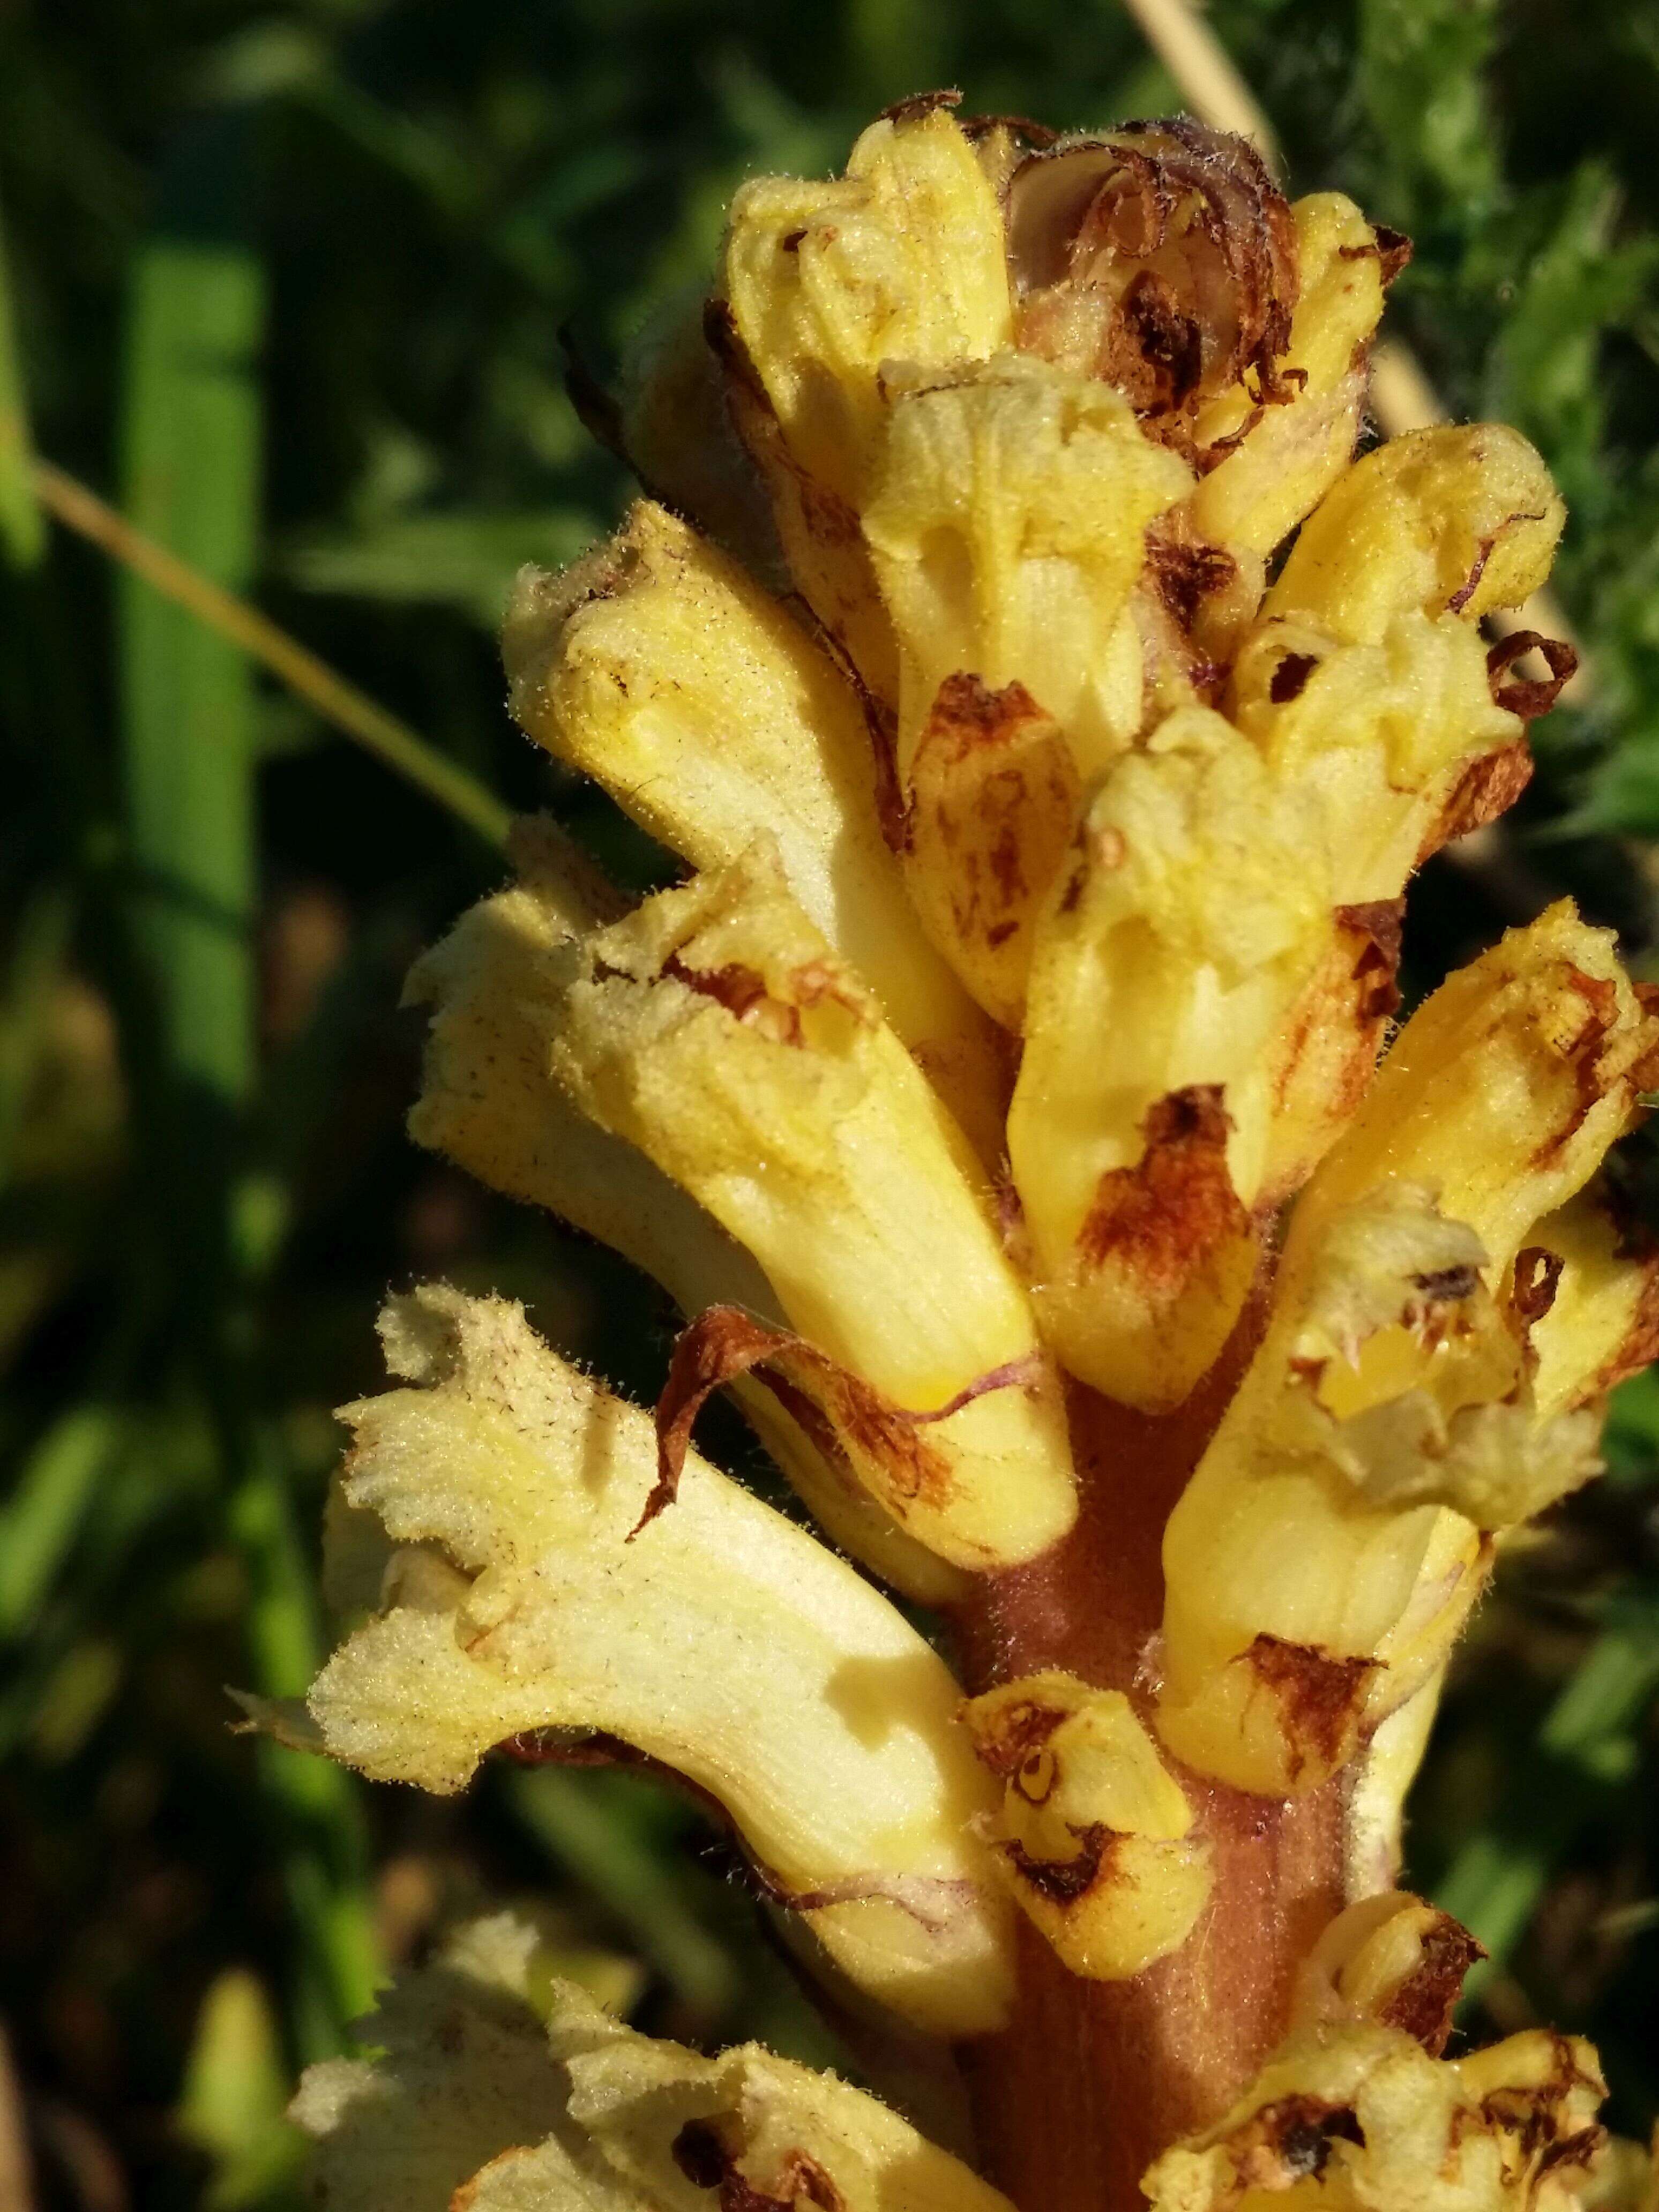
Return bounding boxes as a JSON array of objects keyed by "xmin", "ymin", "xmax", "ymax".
[{"xmin": 3, "ymin": 0, "xmax": 1658, "ymax": 2203}]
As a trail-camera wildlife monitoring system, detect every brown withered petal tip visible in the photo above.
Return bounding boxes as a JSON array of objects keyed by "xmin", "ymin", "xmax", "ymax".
[
  {"xmin": 1078, "ymin": 1085, "xmax": 1247, "ymax": 1291},
  {"xmin": 877, "ymin": 88, "xmax": 962, "ymax": 125},
  {"xmin": 1146, "ymin": 534, "xmax": 1240, "ymax": 634},
  {"xmin": 1238, "ymin": 1634, "xmax": 1377, "ymax": 1781},
  {"xmin": 1001, "ymin": 1822, "xmax": 1116, "ymax": 1906},
  {"xmin": 1486, "ymin": 630, "xmax": 1579, "ymax": 720},
  {"xmin": 645, "ymin": 1305, "xmax": 1044, "ymax": 1537},
  {"xmin": 1377, "ymin": 1915, "xmax": 1486, "ymax": 2056},
  {"xmin": 1006, "ymin": 121, "xmax": 1299, "ymax": 424},
  {"xmin": 1424, "ymin": 742, "xmax": 1535, "ymax": 856},
  {"xmin": 674, "ymin": 2123, "xmax": 846, "ymax": 2212},
  {"xmin": 962, "ymin": 1693, "xmax": 1071, "ymax": 1780},
  {"xmin": 1338, "ymin": 224, "xmax": 1414, "ymax": 288}
]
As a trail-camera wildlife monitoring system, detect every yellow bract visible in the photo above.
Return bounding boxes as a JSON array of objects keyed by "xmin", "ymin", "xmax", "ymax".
[{"xmin": 960, "ymin": 1672, "xmax": 1210, "ymax": 1980}]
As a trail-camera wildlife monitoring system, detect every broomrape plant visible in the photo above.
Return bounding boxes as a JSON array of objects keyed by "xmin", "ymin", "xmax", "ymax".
[{"xmin": 244, "ymin": 99, "xmax": 1659, "ymax": 2212}]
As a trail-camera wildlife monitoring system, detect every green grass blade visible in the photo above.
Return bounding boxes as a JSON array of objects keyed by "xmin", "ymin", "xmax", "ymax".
[
  {"xmin": 505, "ymin": 1768, "xmax": 737, "ymax": 2027},
  {"xmin": 38, "ymin": 459, "xmax": 510, "ymax": 853},
  {"xmin": 1436, "ymin": 1610, "xmax": 1659, "ymax": 1992},
  {"xmin": 119, "ymin": 216, "xmax": 263, "ymax": 1101},
  {"xmin": 0, "ymin": 1404, "xmax": 126, "ymax": 1638},
  {"xmin": 0, "ymin": 189, "xmax": 43, "ymax": 571},
  {"xmin": 117, "ymin": 117, "xmax": 378, "ymax": 2054}
]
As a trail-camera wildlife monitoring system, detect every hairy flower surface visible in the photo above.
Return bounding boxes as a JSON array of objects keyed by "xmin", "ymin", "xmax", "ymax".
[
  {"xmin": 295, "ymin": 1914, "xmax": 1019, "ymax": 2212},
  {"xmin": 256, "ymin": 93, "xmax": 1659, "ymax": 2212}
]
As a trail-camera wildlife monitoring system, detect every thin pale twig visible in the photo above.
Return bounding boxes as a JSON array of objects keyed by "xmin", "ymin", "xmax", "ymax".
[
  {"xmin": 32, "ymin": 459, "xmax": 512, "ymax": 851},
  {"xmin": 0, "ymin": 2029, "xmax": 34, "ymax": 2212}
]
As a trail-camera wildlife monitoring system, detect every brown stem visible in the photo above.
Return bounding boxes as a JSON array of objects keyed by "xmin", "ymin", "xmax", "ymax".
[{"xmin": 950, "ymin": 1270, "xmax": 1349, "ymax": 2212}]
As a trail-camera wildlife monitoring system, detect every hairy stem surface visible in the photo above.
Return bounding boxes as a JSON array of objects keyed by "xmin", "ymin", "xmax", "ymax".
[{"xmin": 952, "ymin": 1268, "xmax": 1349, "ymax": 2212}]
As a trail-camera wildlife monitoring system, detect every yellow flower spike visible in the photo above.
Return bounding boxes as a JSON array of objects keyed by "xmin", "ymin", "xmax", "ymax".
[
  {"xmin": 1156, "ymin": 1184, "xmax": 1597, "ymax": 1795},
  {"xmin": 281, "ymin": 1287, "xmax": 1015, "ymax": 2037},
  {"xmin": 403, "ymin": 824, "xmax": 965, "ymax": 1604},
  {"xmin": 548, "ymin": 843, "xmax": 1077, "ymax": 1568},
  {"xmin": 959, "ymin": 1672, "xmax": 1210, "ymax": 1981},
  {"xmin": 717, "ymin": 95, "xmax": 1013, "ymax": 697},
  {"xmin": 861, "ymin": 353, "xmax": 1191, "ymax": 786},
  {"xmin": 295, "ymin": 1915, "xmax": 1020, "ymax": 2212},
  {"xmin": 1144, "ymin": 1895, "xmax": 1605, "ymax": 2212},
  {"xmin": 1265, "ymin": 420, "xmax": 1566, "ymax": 646},
  {"xmin": 1008, "ymin": 706, "xmax": 1334, "ymax": 1409},
  {"xmin": 1189, "ymin": 192, "xmax": 1395, "ymax": 559},
  {"xmin": 503, "ymin": 498, "xmax": 1007, "ymax": 1158}
]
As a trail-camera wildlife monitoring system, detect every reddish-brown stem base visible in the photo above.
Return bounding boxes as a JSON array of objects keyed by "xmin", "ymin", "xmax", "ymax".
[{"xmin": 950, "ymin": 1289, "xmax": 1350, "ymax": 2212}]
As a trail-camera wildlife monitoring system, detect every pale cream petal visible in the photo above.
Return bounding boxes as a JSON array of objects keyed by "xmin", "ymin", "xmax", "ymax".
[{"xmin": 296, "ymin": 1287, "xmax": 1014, "ymax": 2035}]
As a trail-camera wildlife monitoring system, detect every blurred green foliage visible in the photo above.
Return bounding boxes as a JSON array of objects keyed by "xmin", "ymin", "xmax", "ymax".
[{"xmin": 2, "ymin": 0, "xmax": 1658, "ymax": 2203}]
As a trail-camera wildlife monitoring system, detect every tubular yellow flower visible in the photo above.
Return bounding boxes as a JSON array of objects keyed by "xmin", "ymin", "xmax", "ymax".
[
  {"xmin": 503, "ymin": 499, "xmax": 1006, "ymax": 1155},
  {"xmin": 718, "ymin": 96, "xmax": 1013, "ymax": 696},
  {"xmin": 295, "ymin": 1915, "xmax": 1019, "ymax": 2212},
  {"xmin": 1187, "ymin": 191, "xmax": 1394, "ymax": 557},
  {"xmin": 404, "ymin": 822, "xmax": 965, "ymax": 1604},
  {"xmin": 545, "ymin": 843, "xmax": 1077, "ymax": 1570},
  {"xmin": 1158, "ymin": 903, "xmax": 1659, "ymax": 1796},
  {"xmin": 959, "ymin": 1672, "xmax": 1209, "ymax": 1980},
  {"xmin": 270, "ymin": 1287, "xmax": 1013, "ymax": 2036},
  {"xmin": 1298, "ymin": 902, "xmax": 1658, "ymax": 1268},
  {"xmin": 1008, "ymin": 706, "xmax": 1333, "ymax": 1408},
  {"xmin": 1144, "ymin": 1895, "xmax": 1606, "ymax": 2212},
  {"xmin": 1265, "ymin": 421, "xmax": 1566, "ymax": 645},
  {"xmin": 862, "ymin": 354, "xmax": 1190, "ymax": 788}
]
